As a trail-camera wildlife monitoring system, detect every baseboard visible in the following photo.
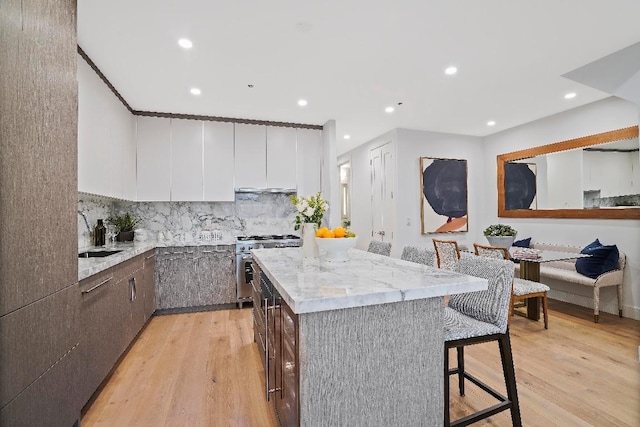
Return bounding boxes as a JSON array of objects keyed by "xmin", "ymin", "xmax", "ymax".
[{"xmin": 549, "ymin": 288, "xmax": 640, "ymax": 320}]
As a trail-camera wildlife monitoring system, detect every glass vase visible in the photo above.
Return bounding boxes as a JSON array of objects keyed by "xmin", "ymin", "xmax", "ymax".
[{"xmin": 301, "ymin": 223, "xmax": 319, "ymax": 258}]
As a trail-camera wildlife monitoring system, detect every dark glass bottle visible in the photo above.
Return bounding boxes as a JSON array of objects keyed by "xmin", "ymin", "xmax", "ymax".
[{"xmin": 94, "ymin": 219, "xmax": 106, "ymax": 246}]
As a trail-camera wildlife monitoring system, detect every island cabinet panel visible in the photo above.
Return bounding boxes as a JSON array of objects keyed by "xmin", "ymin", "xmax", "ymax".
[
  {"xmin": 267, "ymin": 126, "xmax": 297, "ymax": 189},
  {"xmin": 155, "ymin": 246, "xmax": 236, "ymax": 310},
  {"xmin": 234, "ymin": 123, "xmax": 267, "ymax": 189},
  {"xmin": 136, "ymin": 116, "xmax": 171, "ymax": 201},
  {"xmin": 276, "ymin": 300, "xmax": 299, "ymax": 427},
  {"xmin": 203, "ymin": 121, "xmax": 235, "ymax": 201},
  {"xmin": 170, "ymin": 118, "xmax": 204, "ymax": 201}
]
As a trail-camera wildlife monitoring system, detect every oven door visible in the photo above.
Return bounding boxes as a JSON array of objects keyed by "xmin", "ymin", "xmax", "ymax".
[{"xmin": 236, "ymin": 253, "xmax": 254, "ymax": 307}]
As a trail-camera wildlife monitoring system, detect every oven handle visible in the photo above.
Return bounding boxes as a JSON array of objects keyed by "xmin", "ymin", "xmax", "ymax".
[{"xmin": 241, "ymin": 255, "xmax": 252, "ymax": 260}]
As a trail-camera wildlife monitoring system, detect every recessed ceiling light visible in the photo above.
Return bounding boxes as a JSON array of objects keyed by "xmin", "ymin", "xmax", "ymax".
[
  {"xmin": 385, "ymin": 106, "xmax": 394, "ymax": 113},
  {"xmin": 298, "ymin": 99, "xmax": 308, "ymax": 107},
  {"xmin": 487, "ymin": 120, "xmax": 496, "ymax": 126},
  {"xmin": 178, "ymin": 38, "xmax": 193, "ymax": 49},
  {"xmin": 190, "ymin": 88, "xmax": 201, "ymax": 95},
  {"xmin": 445, "ymin": 66, "xmax": 458, "ymax": 75},
  {"xmin": 564, "ymin": 92, "xmax": 577, "ymax": 99},
  {"xmin": 344, "ymin": 135, "xmax": 351, "ymax": 140}
]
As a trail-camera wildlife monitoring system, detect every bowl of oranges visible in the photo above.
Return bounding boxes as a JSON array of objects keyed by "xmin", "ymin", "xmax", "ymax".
[{"xmin": 315, "ymin": 227, "xmax": 358, "ymax": 262}]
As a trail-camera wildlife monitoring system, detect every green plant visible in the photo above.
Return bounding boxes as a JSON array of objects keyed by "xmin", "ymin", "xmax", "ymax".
[
  {"xmin": 289, "ymin": 192, "xmax": 328, "ymax": 230},
  {"xmin": 107, "ymin": 212, "xmax": 141, "ymax": 232},
  {"xmin": 483, "ymin": 224, "xmax": 517, "ymax": 236}
]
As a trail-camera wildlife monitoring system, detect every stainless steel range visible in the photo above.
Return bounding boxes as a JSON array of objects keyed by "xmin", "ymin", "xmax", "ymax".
[{"xmin": 236, "ymin": 234, "xmax": 301, "ymax": 308}]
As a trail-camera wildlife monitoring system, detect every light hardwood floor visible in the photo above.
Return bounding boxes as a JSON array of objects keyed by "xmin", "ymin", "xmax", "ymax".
[{"xmin": 82, "ymin": 300, "xmax": 640, "ymax": 427}]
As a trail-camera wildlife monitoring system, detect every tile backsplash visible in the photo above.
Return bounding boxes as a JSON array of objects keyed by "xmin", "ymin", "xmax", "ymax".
[{"xmin": 78, "ymin": 192, "xmax": 298, "ymax": 247}]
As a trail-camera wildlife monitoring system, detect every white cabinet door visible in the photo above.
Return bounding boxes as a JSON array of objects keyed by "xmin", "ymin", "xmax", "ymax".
[
  {"xmin": 108, "ymin": 100, "xmax": 136, "ymax": 199},
  {"xmin": 296, "ymin": 128, "xmax": 322, "ymax": 196},
  {"xmin": 136, "ymin": 116, "xmax": 171, "ymax": 201},
  {"xmin": 170, "ymin": 119, "xmax": 203, "ymax": 201},
  {"xmin": 203, "ymin": 121, "xmax": 235, "ymax": 201},
  {"xmin": 267, "ymin": 126, "xmax": 297, "ymax": 189},
  {"xmin": 77, "ymin": 57, "xmax": 110, "ymax": 196},
  {"xmin": 234, "ymin": 123, "xmax": 266, "ymax": 189}
]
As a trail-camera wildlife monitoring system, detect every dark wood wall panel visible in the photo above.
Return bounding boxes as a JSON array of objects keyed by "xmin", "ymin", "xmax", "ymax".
[
  {"xmin": 0, "ymin": 0, "xmax": 78, "ymax": 316},
  {"xmin": 0, "ymin": 284, "xmax": 79, "ymax": 408},
  {"xmin": 0, "ymin": 346, "xmax": 81, "ymax": 427},
  {"xmin": 0, "ymin": 0, "xmax": 80, "ymax": 423}
]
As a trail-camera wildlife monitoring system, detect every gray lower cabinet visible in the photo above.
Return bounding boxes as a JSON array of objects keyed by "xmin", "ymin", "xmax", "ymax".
[
  {"xmin": 155, "ymin": 245, "xmax": 235, "ymax": 310},
  {"xmin": 142, "ymin": 251, "xmax": 157, "ymax": 320},
  {"xmin": 79, "ymin": 250, "xmax": 156, "ymax": 407}
]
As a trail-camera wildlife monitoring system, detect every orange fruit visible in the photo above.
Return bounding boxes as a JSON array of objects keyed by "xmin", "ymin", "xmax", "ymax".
[
  {"xmin": 333, "ymin": 227, "xmax": 346, "ymax": 238},
  {"xmin": 316, "ymin": 227, "xmax": 329, "ymax": 237},
  {"xmin": 325, "ymin": 230, "xmax": 335, "ymax": 238}
]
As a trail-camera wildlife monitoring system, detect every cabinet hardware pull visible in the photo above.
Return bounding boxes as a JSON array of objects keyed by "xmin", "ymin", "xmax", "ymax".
[
  {"xmin": 82, "ymin": 277, "xmax": 112, "ymax": 294},
  {"xmin": 145, "ymin": 254, "xmax": 156, "ymax": 259},
  {"xmin": 130, "ymin": 277, "xmax": 137, "ymax": 301}
]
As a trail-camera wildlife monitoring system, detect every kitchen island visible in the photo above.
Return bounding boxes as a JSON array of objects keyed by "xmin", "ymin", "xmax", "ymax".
[{"xmin": 251, "ymin": 247, "xmax": 487, "ymax": 426}]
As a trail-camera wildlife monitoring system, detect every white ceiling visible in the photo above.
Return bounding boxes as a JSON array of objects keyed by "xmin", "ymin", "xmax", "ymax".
[{"xmin": 78, "ymin": 1, "xmax": 640, "ymax": 155}]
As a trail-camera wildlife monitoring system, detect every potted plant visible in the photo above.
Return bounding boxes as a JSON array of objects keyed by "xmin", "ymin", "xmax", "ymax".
[
  {"xmin": 107, "ymin": 212, "xmax": 142, "ymax": 242},
  {"xmin": 483, "ymin": 224, "xmax": 517, "ymax": 248}
]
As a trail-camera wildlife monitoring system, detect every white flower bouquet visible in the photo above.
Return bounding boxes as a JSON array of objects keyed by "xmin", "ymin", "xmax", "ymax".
[{"xmin": 289, "ymin": 192, "xmax": 328, "ymax": 230}]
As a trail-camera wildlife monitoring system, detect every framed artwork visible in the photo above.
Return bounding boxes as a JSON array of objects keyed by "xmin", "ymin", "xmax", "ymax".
[
  {"xmin": 420, "ymin": 157, "xmax": 468, "ymax": 234},
  {"xmin": 504, "ymin": 162, "xmax": 537, "ymax": 210}
]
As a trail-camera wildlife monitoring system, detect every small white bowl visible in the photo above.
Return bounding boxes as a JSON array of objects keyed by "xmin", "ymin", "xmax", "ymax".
[{"xmin": 315, "ymin": 236, "xmax": 358, "ymax": 262}]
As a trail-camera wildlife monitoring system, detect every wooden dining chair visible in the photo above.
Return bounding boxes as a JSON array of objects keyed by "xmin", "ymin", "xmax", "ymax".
[
  {"xmin": 432, "ymin": 239, "xmax": 461, "ymax": 270},
  {"xmin": 473, "ymin": 243, "xmax": 550, "ymax": 329}
]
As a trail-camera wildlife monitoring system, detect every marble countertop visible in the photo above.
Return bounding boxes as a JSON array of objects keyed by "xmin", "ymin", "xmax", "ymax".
[
  {"xmin": 251, "ymin": 247, "xmax": 488, "ymax": 314},
  {"xmin": 78, "ymin": 239, "xmax": 236, "ymax": 281}
]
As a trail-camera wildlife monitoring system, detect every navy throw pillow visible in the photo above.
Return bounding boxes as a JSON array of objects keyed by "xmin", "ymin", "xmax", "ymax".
[
  {"xmin": 576, "ymin": 239, "xmax": 619, "ymax": 279},
  {"xmin": 512, "ymin": 237, "xmax": 531, "ymax": 248}
]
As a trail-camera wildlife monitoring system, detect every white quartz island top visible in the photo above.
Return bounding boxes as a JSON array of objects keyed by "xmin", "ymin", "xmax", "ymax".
[{"xmin": 251, "ymin": 247, "xmax": 488, "ymax": 314}]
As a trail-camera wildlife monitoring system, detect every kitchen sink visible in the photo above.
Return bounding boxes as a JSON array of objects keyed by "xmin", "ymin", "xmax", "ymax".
[{"xmin": 78, "ymin": 250, "xmax": 123, "ymax": 258}]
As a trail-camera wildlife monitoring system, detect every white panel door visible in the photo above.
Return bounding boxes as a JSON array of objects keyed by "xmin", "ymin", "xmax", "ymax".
[
  {"xmin": 234, "ymin": 123, "xmax": 266, "ymax": 189},
  {"xmin": 170, "ymin": 119, "xmax": 203, "ymax": 201},
  {"xmin": 136, "ymin": 116, "xmax": 171, "ymax": 201},
  {"xmin": 370, "ymin": 143, "xmax": 394, "ymax": 243},
  {"xmin": 266, "ymin": 126, "xmax": 297, "ymax": 188},
  {"xmin": 296, "ymin": 128, "xmax": 322, "ymax": 196},
  {"xmin": 203, "ymin": 121, "xmax": 235, "ymax": 201}
]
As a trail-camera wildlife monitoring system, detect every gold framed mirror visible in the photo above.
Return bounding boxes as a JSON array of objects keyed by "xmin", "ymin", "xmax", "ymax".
[{"xmin": 497, "ymin": 126, "xmax": 640, "ymax": 219}]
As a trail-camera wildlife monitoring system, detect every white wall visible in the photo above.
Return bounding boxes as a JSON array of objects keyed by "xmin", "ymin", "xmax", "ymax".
[
  {"xmin": 338, "ymin": 128, "xmax": 484, "ymax": 258},
  {"xmin": 481, "ymin": 96, "xmax": 640, "ymax": 319}
]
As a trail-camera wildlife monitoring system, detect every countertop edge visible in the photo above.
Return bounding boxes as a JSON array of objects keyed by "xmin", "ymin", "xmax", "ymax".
[{"xmin": 78, "ymin": 241, "xmax": 236, "ymax": 281}]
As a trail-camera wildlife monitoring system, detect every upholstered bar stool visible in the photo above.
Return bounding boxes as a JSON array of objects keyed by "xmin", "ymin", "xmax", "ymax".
[
  {"xmin": 474, "ymin": 243, "xmax": 550, "ymax": 329},
  {"xmin": 445, "ymin": 256, "xmax": 522, "ymax": 426},
  {"xmin": 433, "ymin": 239, "xmax": 461, "ymax": 270},
  {"xmin": 367, "ymin": 240, "xmax": 392, "ymax": 256},
  {"xmin": 400, "ymin": 246, "xmax": 436, "ymax": 266}
]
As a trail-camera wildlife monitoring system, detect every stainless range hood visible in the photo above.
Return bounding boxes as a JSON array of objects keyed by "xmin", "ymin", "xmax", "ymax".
[{"xmin": 235, "ymin": 187, "xmax": 297, "ymax": 194}]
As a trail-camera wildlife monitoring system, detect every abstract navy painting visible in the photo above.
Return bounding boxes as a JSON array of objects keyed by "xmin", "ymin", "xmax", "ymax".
[
  {"xmin": 420, "ymin": 157, "xmax": 468, "ymax": 233},
  {"xmin": 504, "ymin": 162, "xmax": 537, "ymax": 209}
]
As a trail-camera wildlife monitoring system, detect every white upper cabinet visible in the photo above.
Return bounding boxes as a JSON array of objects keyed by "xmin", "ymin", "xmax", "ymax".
[
  {"xmin": 234, "ymin": 123, "xmax": 267, "ymax": 189},
  {"xmin": 203, "ymin": 121, "xmax": 235, "ymax": 201},
  {"xmin": 170, "ymin": 119, "xmax": 203, "ymax": 201},
  {"xmin": 266, "ymin": 126, "xmax": 297, "ymax": 189},
  {"xmin": 77, "ymin": 56, "xmax": 136, "ymax": 199},
  {"xmin": 136, "ymin": 116, "xmax": 171, "ymax": 201},
  {"xmin": 296, "ymin": 128, "xmax": 322, "ymax": 196},
  {"xmin": 77, "ymin": 57, "xmax": 112, "ymax": 197}
]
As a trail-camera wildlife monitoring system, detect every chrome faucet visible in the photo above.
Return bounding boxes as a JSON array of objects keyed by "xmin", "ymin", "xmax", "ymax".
[{"xmin": 78, "ymin": 210, "xmax": 91, "ymax": 234}]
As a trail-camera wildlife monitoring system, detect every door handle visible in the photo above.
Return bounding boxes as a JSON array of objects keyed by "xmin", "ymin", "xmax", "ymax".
[{"xmin": 377, "ymin": 230, "xmax": 385, "ymax": 236}]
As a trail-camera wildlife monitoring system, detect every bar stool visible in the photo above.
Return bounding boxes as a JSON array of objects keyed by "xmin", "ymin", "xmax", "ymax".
[
  {"xmin": 367, "ymin": 240, "xmax": 391, "ymax": 256},
  {"xmin": 445, "ymin": 256, "xmax": 522, "ymax": 426}
]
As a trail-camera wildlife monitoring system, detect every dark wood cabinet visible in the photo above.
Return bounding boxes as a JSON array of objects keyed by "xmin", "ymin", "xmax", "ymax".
[
  {"xmin": 79, "ymin": 250, "xmax": 156, "ymax": 407},
  {"xmin": 252, "ymin": 268, "xmax": 299, "ymax": 426}
]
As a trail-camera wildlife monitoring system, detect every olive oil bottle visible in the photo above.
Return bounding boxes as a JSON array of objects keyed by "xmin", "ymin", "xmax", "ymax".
[{"xmin": 94, "ymin": 219, "xmax": 106, "ymax": 246}]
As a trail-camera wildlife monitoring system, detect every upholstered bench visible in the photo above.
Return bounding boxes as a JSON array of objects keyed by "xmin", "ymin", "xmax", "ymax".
[{"xmin": 514, "ymin": 242, "xmax": 626, "ymax": 322}]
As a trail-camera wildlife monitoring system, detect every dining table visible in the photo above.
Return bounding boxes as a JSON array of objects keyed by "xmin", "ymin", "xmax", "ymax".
[{"xmin": 510, "ymin": 249, "xmax": 589, "ymax": 320}]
